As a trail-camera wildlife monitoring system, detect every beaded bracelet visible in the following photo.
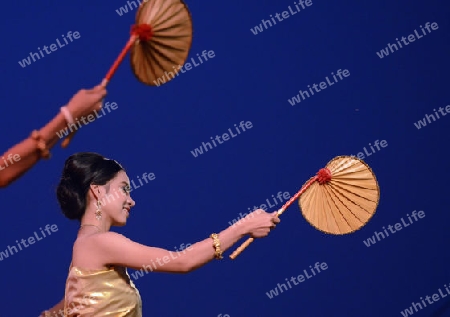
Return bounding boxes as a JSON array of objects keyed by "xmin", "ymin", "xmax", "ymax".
[
  {"xmin": 210, "ymin": 233, "xmax": 223, "ymax": 260},
  {"xmin": 60, "ymin": 106, "xmax": 74, "ymax": 125},
  {"xmin": 30, "ymin": 130, "xmax": 51, "ymax": 159}
]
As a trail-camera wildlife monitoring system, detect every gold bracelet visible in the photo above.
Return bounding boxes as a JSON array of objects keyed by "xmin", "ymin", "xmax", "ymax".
[
  {"xmin": 210, "ymin": 233, "xmax": 223, "ymax": 260},
  {"xmin": 30, "ymin": 130, "xmax": 51, "ymax": 159}
]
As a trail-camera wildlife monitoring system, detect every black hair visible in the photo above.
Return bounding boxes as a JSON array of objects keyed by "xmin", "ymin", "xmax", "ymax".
[{"xmin": 56, "ymin": 152, "xmax": 124, "ymax": 221}]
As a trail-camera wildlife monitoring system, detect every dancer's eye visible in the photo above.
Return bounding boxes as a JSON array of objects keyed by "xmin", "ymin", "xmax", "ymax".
[{"xmin": 122, "ymin": 186, "xmax": 131, "ymax": 194}]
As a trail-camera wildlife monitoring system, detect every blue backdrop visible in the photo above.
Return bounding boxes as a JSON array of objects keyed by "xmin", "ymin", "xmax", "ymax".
[{"xmin": 1, "ymin": 0, "xmax": 450, "ymax": 316}]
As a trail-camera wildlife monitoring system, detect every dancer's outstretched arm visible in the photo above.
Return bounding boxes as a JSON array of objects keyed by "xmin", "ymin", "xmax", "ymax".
[
  {"xmin": 0, "ymin": 86, "xmax": 106, "ymax": 188},
  {"xmin": 92, "ymin": 210, "xmax": 280, "ymax": 273},
  {"xmin": 38, "ymin": 211, "xmax": 279, "ymax": 315}
]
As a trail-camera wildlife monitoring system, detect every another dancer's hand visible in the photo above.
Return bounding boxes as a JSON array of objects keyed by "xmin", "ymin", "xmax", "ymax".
[
  {"xmin": 65, "ymin": 85, "xmax": 107, "ymax": 120},
  {"xmin": 242, "ymin": 210, "xmax": 280, "ymax": 238}
]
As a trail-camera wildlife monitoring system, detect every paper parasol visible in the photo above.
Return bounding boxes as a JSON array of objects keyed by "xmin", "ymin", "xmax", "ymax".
[
  {"xmin": 229, "ymin": 155, "xmax": 380, "ymax": 259},
  {"xmin": 61, "ymin": 0, "xmax": 192, "ymax": 148}
]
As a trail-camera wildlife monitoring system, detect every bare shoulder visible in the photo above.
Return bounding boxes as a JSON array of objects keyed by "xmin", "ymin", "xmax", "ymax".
[{"xmin": 72, "ymin": 232, "xmax": 131, "ymax": 268}]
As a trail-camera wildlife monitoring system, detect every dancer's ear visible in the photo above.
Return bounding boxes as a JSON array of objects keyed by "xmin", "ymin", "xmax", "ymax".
[{"xmin": 89, "ymin": 184, "xmax": 102, "ymax": 200}]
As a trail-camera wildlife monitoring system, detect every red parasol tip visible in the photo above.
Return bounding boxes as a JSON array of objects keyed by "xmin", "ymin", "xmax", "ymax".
[
  {"xmin": 316, "ymin": 168, "xmax": 332, "ymax": 184},
  {"xmin": 131, "ymin": 24, "xmax": 153, "ymax": 41}
]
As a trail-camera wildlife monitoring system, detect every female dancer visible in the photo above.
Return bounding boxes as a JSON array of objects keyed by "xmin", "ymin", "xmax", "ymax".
[
  {"xmin": 40, "ymin": 152, "xmax": 280, "ymax": 316},
  {"xmin": 0, "ymin": 85, "xmax": 106, "ymax": 188}
]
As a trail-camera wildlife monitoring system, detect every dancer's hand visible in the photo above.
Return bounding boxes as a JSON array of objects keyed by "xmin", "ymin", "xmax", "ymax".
[
  {"xmin": 65, "ymin": 85, "xmax": 107, "ymax": 120},
  {"xmin": 242, "ymin": 210, "xmax": 280, "ymax": 238}
]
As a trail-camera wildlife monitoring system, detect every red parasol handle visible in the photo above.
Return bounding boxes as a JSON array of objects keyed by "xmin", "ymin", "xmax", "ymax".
[
  {"xmin": 100, "ymin": 35, "xmax": 138, "ymax": 87},
  {"xmin": 101, "ymin": 24, "xmax": 153, "ymax": 87},
  {"xmin": 61, "ymin": 24, "xmax": 152, "ymax": 148},
  {"xmin": 229, "ymin": 168, "xmax": 332, "ymax": 260}
]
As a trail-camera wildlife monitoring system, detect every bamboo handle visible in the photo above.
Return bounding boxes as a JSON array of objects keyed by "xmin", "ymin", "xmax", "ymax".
[
  {"xmin": 229, "ymin": 175, "xmax": 320, "ymax": 260},
  {"xmin": 229, "ymin": 237, "xmax": 254, "ymax": 260},
  {"xmin": 229, "ymin": 208, "xmax": 285, "ymax": 260}
]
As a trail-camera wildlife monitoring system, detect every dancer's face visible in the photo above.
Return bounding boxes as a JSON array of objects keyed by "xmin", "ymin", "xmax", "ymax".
[{"xmin": 100, "ymin": 170, "xmax": 136, "ymax": 226}]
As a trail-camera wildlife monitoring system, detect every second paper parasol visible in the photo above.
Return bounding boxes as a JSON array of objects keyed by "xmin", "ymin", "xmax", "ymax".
[{"xmin": 62, "ymin": 0, "xmax": 193, "ymax": 147}]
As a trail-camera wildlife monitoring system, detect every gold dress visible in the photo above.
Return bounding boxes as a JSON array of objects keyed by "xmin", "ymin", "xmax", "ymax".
[{"xmin": 64, "ymin": 265, "xmax": 142, "ymax": 317}]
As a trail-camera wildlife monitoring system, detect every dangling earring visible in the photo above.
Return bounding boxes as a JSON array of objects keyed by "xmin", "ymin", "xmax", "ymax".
[{"xmin": 95, "ymin": 200, "xmax": 102, "ymax": 220}]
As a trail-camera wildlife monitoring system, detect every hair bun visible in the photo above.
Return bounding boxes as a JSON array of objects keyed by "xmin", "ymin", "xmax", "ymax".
[
  {"xmin": 56, "ymin": 152, "xmax": 124, "ymax": 221},
  {"xmin": 57, "ymin": 176, "xmax": 85, "ymax": 220}
]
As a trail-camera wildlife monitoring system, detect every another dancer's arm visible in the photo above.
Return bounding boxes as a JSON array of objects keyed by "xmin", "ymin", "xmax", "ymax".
[
  {"xmin": 0, "ymin": 86, "xmax": 106, "ymax": 188},
  {"xmin": 94, "ymin": 209, "xmax": 280, "ymax": 273}
]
